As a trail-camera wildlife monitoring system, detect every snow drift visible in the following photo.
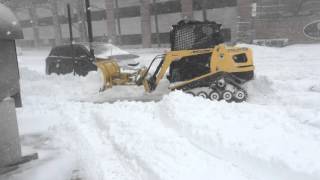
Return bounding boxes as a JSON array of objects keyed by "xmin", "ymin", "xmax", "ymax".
[{"xmin": 2, "ymin": 44, "xmax": 320, "ymax": 180}]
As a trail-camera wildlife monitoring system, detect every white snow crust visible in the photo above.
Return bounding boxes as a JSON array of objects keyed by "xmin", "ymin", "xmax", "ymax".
[{"xmin": 2, "ymin": 44, "xmax": 320, "ymax": 180}]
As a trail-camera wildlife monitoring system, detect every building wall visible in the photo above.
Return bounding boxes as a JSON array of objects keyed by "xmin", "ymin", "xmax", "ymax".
[
  {"xmin": 15, "ymin": 0, "xmax": 238, "ymax": 47},
  {"xmin": 238, "ymin": 0, "xmax": 320, "ymax": 44},
  {"xmin": 255, "ymin": 15, "xmax": 320, "ymax": 44},
  {"xmin": 13, "ymin": 0, "xmax": 320, "ymax": 47}
]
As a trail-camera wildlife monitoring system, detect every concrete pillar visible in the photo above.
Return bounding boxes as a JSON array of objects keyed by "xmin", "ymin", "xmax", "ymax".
[
  {"xmin": 114, "ymin": 0, "xmax": 122, "ymax": 45},
  {"xmin": 152, "ymin": 0, "xmax": 161, "ymax": 47},
  {"xmin": 237, "ymin": 0, "xmax": 255, "ymax": 43},
  {"xmin": 201, "ymin": 0, "xmax": 208, "ymax": 21},
  {"xmin": 76, "ymin": 0, "xmax": 88, "ymax": 43},
  {"xmin": 28, "ymin": 3, "xmax": 40, "ymax": 48},
  {"xmin": 105, "ymin": 0, "xmax": 117, "ymax": 44},
  {"xmin": 140, "ymin": 0, "xmax": 152, "ymax": 48},
  {"xmin": 49, "ymin": 0, "xmax": 62, "ymax": 46},
  {"xmin": 180, "ymin": 0, "xmax": 193, "ymax": 20},
  {"xmin": 0, "ymin": 98, "xmax": 21, "ymax": 168}
]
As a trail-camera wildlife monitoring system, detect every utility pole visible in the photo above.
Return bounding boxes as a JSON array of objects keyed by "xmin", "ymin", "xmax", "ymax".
[
  {"xmin": 67, "ymin": 3, "xmax": 75, "ymax": 75},
  {"xmin": 67, "ymin": 4, "xmax": 74, "ymax": 51},
  {"xmin": 85, "ymin": 0, "xmax": 94, "ymax": 56}
]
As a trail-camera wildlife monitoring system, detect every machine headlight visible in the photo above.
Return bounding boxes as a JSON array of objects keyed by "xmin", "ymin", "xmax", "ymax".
[{"xmin": 233, "ymin": 53, "xmax": 247, "ymax": 63}]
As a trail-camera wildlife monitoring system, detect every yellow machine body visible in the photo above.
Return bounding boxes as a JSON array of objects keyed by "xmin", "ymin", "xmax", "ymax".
[{"xmin": 142, "ymin": 44, "xmax": 254, "ymax": 93}]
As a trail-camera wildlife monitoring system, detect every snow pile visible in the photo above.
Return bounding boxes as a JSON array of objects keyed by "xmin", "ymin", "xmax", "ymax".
[
  {"xmin": 3, "ymin": 44, "xmax": 320, "ymax": 180},
  {"xmin": 160, "ymin": 92, "xmax": 320, "ymax": 176},
  {"xmin": 19, "ymin": 67, "xmax": 102, "ymax": 100}
]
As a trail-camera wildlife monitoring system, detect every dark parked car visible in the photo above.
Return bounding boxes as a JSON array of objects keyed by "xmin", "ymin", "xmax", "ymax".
[{"xmin": 46, "ymin": 44, "xmax": 97, "ymax": 76}]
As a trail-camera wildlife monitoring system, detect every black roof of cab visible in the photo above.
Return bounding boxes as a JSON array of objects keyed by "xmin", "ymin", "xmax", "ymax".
[{"xmin": 0, "ymin": 3, "xmax": 23, "ymax": 40}]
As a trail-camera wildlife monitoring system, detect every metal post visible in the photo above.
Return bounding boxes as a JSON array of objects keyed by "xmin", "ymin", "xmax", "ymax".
[
  {"xmin": 153, "ymin": 0, "xmax": 161, "ymax": 47},
  {"xmin": 67, "ymin": 4, "xmax": 75, "ymax": 75},
  {"xmin": 85, "ymin": 0, "xmax": 94, "ymax": 56},
  {"xmin": 67, "ymin": 4, "xmax": 73, "ymax": 47}
]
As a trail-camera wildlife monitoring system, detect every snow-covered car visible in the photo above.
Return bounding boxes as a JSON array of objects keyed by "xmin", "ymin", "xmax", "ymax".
[
  {"xmin": 46, "ymin": 44, "xmax": 140, "ymax": 76},
  {"xmin": 45, "ymin": 44, "xmax": 97, "ymax": 76}
]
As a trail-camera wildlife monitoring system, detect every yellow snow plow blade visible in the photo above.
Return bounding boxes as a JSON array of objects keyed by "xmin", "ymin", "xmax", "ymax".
[
  {"xmin": 95, "ymin": 58, "xmax": 146, "ymax": 91},
  {"xmin": 95, "ymin": 58, "xmax": 131, "ymax": 91}
]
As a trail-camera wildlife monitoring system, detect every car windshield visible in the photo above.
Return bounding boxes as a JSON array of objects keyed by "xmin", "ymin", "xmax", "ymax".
[
  {"xmin": 50, "ymin": 46, "xmax": 72, "ymax": 57},
  {"xmin": 91, "ymin": 43, "xmax": 130, "ymax": 57}
]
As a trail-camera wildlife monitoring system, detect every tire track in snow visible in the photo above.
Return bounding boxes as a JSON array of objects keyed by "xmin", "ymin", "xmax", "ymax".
[
  {"xmin": 156, "ymin": 95, "xmax": 320, "ymax": 180},
  {"xmin": 92, "ymin": 102, "xmax": 253, "ymax": 180},
  {"xmin": 50, "ymin": 103, "xmax": 139, "ymax": 180},
  {"xmin": 92, "ymin": 112, "xmax": 162, "ymax": 180}
]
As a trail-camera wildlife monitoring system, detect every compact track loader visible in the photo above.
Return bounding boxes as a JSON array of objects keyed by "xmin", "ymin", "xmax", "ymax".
[{"xmin": 98, "ymin": 20, "xmax": 255, "ymax": 102}]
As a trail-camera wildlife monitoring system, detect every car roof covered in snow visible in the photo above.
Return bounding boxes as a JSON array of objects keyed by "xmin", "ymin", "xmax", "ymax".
[{"xmin": 0, "ymin": 3, "xmax": 23, "ymax": 40}]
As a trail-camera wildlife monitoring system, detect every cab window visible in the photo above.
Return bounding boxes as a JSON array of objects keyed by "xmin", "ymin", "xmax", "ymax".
[{"xmin": 169, "ymin": 53, "xmax": 211, "ymax": 82}]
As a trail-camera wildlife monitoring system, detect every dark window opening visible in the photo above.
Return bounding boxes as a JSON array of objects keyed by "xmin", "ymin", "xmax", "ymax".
[{"xmin": 169, "ymin": 53, "xmax": 211, "ymax": 82}]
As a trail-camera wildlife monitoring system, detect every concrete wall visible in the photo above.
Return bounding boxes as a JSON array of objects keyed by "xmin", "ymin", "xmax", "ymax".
[
  {"xmin": 255, "ymin": 15, "xmax": 320, "ymax": 44},
  {"xmin": 253, "ymin": 0, "xmax": 320, "ymax": 44},
  {"xmin": 206, "ymin": 7, "xmax": 238, "ymax": 43},
  {"xmin": 0, "ymin": 98, "xmax": 21, "ymax": 168}
]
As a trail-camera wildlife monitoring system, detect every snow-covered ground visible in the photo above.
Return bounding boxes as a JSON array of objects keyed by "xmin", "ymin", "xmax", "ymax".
[{"xmin": 2, "ymin": 44, "xmax": 320, "ymax": 180}]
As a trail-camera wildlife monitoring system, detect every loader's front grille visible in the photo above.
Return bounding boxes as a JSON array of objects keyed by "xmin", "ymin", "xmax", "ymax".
[{"xmin": 170, "ymin": 20, "xmax": 224, "ymax": 51}]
